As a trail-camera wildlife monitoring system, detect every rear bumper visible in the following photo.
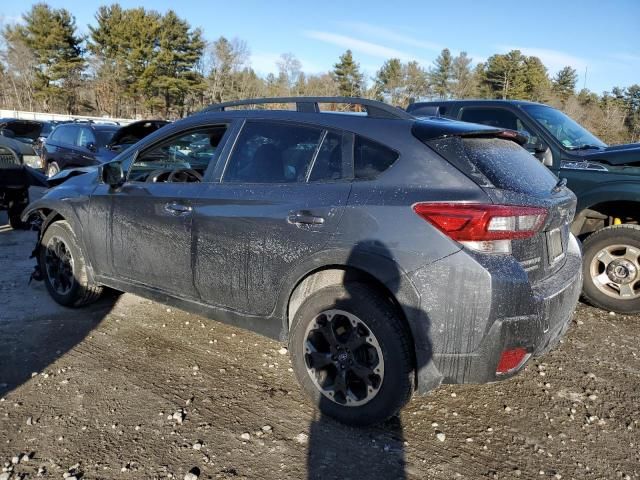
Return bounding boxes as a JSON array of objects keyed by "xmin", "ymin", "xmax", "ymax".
[{"xmin": 407, "ymin": 235, "xmax": 582, "ymax": 393}]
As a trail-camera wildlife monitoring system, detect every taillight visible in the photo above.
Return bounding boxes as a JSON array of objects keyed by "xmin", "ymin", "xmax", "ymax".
[
  {"xmin": 413, "ymin": 203, "xmax": 547, "ymax": 254},
  {"xmin": 496, "ymin": 347, "xmax": 530, "ymax": 375}
]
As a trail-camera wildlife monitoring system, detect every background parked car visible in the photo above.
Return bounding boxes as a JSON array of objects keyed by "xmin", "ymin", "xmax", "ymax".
[
  {"xmin": 43, "ymin": 120, "xmax": 169, "ymax": 177},
  {"xmin": 408, "ymin": 99, "xmax": 640, "ymax": 314},
  {"xmin": 0, "ymin": 118, "xmax": 45, "ymax": 169}
]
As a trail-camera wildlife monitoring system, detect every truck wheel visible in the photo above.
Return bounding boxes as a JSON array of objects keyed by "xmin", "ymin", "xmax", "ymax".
[
  {"xmin": 47, "ymin": 162, "xmax": 60, "ymax": 177},
  {"xmin": 289, "ymin": 282, "xmax": 414, "ymax": 426},
  {"xmin": 582, "ymin": 225, "xmax": 640, "ymax": 314},
  {"xmin": 39, "ymin": 220, "xmax": 103, "ymax": 307}
]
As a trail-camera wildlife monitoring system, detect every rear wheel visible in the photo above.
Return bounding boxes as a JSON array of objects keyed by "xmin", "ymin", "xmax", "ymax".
[
  {"xmin": 289, "ymin": 282, "xmax": 414, "ymax": 426},
  {"xmin": 39, "ymin": 220, "xmax": 103, "ymax": 307},
  {"xmin": 582, "ymin": 225, "xmax": 640, "ymax": 314}
]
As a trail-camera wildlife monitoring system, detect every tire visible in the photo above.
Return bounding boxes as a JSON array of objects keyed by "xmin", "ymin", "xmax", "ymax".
[
  {"xmin": 7, "ymin": 189, "xmax": 29, "ymax": 230},
  {"xmin": 39, "ymin": 220, "xmax": 103, "ymax": 307},
  {"xmin": 289, "ymin": 282, "xmax": 414, "ymax": 426},
  {"xmin": 582, "ymin": 224, "xmax": 640, "ymax": 314},
  {"xmin": 47, "ymin": 161, "xmax": 60, "ymax": 177}
]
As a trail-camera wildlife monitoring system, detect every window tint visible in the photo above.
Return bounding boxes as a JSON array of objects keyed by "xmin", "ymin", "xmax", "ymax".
[
  {"xmin": 77, "ymin": 128, "xmax": 96, "ymax": 147},
  {"xmin": 224, "ymin": 122, "xmax": 324, "ymax": 183},
  {"xmin": 94, "ymin": 129, "xmax": 117, "ymax": 147},
  {"xmin": 460, "ymin": 108, "xmax": 539, "ymax": 147},
  {"xmin": 129, "ymin": 125, "xmax": 228, "ymax": 183},
  {"xmin": 308, "ymin": 131, "xmax": 344, "ymax": 182},
  {"xmin": 55, "ymin": 126, "xmax": 77, "ymax": 146},
  {"xmin": 354, "ymin": 136, "xmax": 398, "ymax": 179}
]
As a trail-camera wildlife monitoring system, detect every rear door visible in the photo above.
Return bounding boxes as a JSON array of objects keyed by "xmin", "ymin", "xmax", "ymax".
[{"xmin": 192, "ymin": 120, "xmax": 352, "ymax": 316}]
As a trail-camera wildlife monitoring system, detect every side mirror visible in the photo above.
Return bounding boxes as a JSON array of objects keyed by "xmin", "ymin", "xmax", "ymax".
[{"xmin": 102, "ymin": 161, "xmax": 125, "ymax": 189}]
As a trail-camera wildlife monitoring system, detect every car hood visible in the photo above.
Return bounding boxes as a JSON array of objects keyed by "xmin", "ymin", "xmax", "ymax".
[
  {"xmin": 108, "ymin": 120, "xmax": 169, "ymax": 151},
  {"xmin": 0, "ymin": 120, "xmax": 43, "ymax": 144},
  {"xmin": 47, "ymin": 165, "xmax": 100, "ymax": 187},
  {"xmin": 0, "ymin": 135, "xmax": 36, "ymax": 156},
  {"xmin": 578, "ymin": 142, "xmax": 640, "ymax": 166}
]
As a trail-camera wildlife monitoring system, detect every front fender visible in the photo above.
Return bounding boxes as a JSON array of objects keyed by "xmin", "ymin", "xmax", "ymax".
[{"xmin": 575, "ymin": 181, "xmax": 640, "ymax": 213}]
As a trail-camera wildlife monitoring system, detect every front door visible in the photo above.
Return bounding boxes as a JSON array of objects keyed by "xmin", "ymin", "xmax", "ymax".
[
  {"xmin": 193, "ymin": 120, "xmax": 352, "ymax": 316},
  {"xmin": 89, "ymin": 123, "xmax": 231, "ymax": 299}
]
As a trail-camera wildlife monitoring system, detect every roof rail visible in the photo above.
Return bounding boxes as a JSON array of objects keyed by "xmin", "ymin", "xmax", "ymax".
[{"xmin": 200, "ymin": 96, "xmax": 414, "ymax": 120}]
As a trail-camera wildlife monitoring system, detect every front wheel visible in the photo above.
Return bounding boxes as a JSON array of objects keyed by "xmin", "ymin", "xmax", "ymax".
[
  {"xmin": 39, "ymin": 220, "xmax": 103, "ymax": 307},
  {"xmin": 582, "ymin": 225, "xmax": 640, "ymax": 314},
  {"xmin": 289, "ymin": 282, "xmax": 414, "ymax": 426}
]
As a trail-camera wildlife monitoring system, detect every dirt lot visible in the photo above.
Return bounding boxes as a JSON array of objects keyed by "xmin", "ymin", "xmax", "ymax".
[{"xmin": 1, "ymin": 204, "xmax": 639, "ymax": 480}]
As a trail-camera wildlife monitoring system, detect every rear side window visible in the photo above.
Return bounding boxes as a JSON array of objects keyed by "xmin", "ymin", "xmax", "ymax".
[
  {"xmin": 308, "ymin": 131, "xmax": 344, "ymax": 182},
  {"xmin": 354, "ymin": 136, "xmax": 398, "ymax": 179},
  {"xmin": 224, "ymin": 122, "xmax": 324, "ymax": 183},
  {"xmin": 427, "ymin": 136, "xmax": 558, "ymax": 196}
]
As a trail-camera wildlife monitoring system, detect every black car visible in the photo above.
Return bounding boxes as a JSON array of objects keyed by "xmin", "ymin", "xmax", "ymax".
[
  {"xmin": 408, "ymin": 100, "xmax": 640, "ymax": 313},
  {"xmin": 24, "ymin": 97, "xmax": 581, "ymax": 426},
  {"xmin": 43, "ymin": 120, "xmax": 168, "ymax": 177},
  {"xmin": 0, "ymin": 118, "xmax": 46, "ymax": 169}
]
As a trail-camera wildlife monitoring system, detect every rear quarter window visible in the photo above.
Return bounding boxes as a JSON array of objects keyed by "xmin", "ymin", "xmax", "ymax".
[
  {"xmin": 427, "ymin": 136, "xmax": 558, "ymax": 196},
  {"xmin": 354, "ymin": 136, "xmax": 398, "ymax": 180}
]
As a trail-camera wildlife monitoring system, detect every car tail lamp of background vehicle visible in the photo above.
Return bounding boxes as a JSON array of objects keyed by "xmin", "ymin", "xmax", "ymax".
[{"xmin": 413, "ymin": 203, "xmax": 548, "ymax": 254}]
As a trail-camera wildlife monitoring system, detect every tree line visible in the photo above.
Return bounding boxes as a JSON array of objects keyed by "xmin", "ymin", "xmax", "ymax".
[{"xmin": 1, "ymin": 3, "xmax": 638, "ymax": 144}]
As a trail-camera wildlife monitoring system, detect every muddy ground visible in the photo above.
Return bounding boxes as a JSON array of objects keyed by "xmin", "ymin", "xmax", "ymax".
[{"xmin": 0, "ymin": 203, "xmax": 639, "ymax": 480}]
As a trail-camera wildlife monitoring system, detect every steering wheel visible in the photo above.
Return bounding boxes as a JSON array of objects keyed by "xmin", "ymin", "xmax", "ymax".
[
  {"xmin": 145, "ymin": 169, "xmax": 172, "ymax": 183},
  {"xmin": 167, "ymin": 168, "xmax": 203, "ymax": 183}
]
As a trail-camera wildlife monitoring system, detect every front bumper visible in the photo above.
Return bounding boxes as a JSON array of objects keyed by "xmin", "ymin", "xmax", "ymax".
[{"xmin": 407, "ymin": 235, "xmax": 582, "ymax": 392}]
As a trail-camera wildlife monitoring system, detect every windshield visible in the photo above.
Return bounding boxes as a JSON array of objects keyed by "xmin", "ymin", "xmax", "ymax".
[{"xmin": 522, "ymin": 104, "xmax": 607, "ymax": 149}]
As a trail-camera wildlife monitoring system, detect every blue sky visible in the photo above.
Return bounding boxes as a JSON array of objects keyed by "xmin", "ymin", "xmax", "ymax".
[{"xmin": 2, "ymin": 0, "xmax": 639, "ymax": 93}]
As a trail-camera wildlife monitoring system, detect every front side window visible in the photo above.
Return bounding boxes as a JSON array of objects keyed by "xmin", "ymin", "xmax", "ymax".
[
  {"xmin": 56, "ymin": 126, "xmax": 78, "ymax": 146},
  {"xmin": 224, "ymin": 122, "xmax": 324, "ymax": 183},
  {"xmin": 522, "ymin": 104, "xmax": 607, "ymax": 149},
  {"xmin": 460, "ymin": 107, "xmax": 539, "ymax": 148},
  {"xmin": 77, "ymin": 128, "xmax": 96, "ymax": 148},
  {"xmin": 128, "ymin": 125, "xmax": 228, "ymax": 183}
]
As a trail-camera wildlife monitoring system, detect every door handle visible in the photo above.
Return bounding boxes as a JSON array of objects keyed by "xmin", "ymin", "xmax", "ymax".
[
  {"xmin": 164, "ymin": 201, "xmax": 192, "ymax": 216},
  {"xmin": 288, "ymin": 211, "xmax": 325, "ymax": 225}
]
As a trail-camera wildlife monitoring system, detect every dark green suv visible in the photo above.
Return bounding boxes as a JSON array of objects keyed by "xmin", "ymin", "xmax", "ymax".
[{"xmin": 408, "ymin": 100, "xmax": 640, "ymax": 314}]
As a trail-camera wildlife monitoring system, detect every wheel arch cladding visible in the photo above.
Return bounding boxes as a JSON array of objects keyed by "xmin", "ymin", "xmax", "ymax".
[{"xmin": 286, "ymin": 263, "xmax": 443, "ymax": 392}]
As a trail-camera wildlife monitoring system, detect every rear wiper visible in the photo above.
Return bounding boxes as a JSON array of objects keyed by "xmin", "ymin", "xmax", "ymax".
[
  {"xmin": 551, "ymin": 177, "xmax": 567, "ymax": 193},
  {"xmin": 567, "ymin": 144, "xmax": 603, "ymax": 151}
]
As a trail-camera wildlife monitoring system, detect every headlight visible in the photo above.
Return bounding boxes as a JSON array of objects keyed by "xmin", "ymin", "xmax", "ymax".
[{"xmin": 22, "ymin": 155, "xmax": 42, "ymax": 168}]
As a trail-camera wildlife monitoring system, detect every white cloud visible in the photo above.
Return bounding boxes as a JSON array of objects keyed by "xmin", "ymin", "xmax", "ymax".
[
  {"xmin": 498, "ymin": 45, "xmax": 589, "ymax": 73},
  {"xmin": 611, "ymin": 52, "xmax": 640, "ymax": 63},
  {"xmin": 336, "ymin": 22, "xmax": 443, "ymax": 52},
  {"xmin": 304, "ymin": 30, "xmax": 420, "ymax": 62}
]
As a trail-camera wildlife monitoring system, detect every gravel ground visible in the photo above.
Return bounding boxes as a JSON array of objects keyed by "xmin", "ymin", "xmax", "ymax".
[{"xmin": 1, "ymin": 204, "xmax": 639, "ymax": 480}]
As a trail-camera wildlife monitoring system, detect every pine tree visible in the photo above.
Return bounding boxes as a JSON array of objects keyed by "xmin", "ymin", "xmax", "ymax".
[
  {"xmin": 482, "ymin": 50, "xmax": 527, "ymax": 99},
  {"xmin": 4, "ymin": 3, "xmax": 84, "ymax": 112},
  {"xmin": 451, "ymin": 52, "xmax": 475, "ymax": 98},
  {"xmin": 429, "ymin": 48, "xmax": 453, "ymax": 98},
  {"xmin": 553, "ymin": 66, "xmax": 578, "ymax": 100},
  {"xmin": 374, "ymin": 58, "xmax": 404, "ymax": 104},
  {"xmin": 332, "ymin": 50, "xmax": 364, "ymax": 97},
  {"xmin": 153, "ymin": 10, "xmax": 206, "ymax": 117},
  {"xmin": 522, "ymin": 56, "xmax": 550, "ymax": 101}
]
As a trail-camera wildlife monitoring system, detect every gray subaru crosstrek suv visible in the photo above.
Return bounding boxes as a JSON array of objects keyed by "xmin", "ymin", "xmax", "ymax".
[{"xmin": 23, "ymin": 97, "xmax": 582, "ymax": 426}]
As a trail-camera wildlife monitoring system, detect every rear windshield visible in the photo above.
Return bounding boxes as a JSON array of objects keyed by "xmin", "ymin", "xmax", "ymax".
[{"xmin": 426, "ymin": 136, "xmax": 558, "ymax": 196}]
